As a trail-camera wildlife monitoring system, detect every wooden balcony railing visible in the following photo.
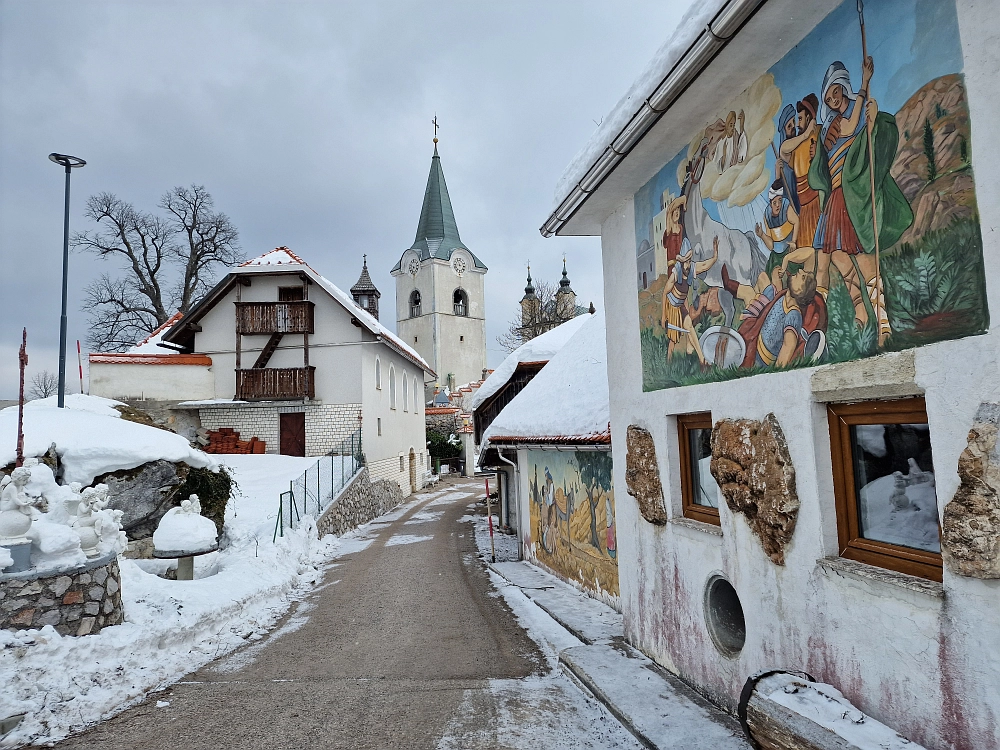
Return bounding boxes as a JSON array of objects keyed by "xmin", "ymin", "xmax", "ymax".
[
  {"xmin": 236, "ymin": 367, "xmax": 315, "ymax": 401},
  {"xmin": 236, "ymin": 301, "xmax": 314, "ymax": 335}
]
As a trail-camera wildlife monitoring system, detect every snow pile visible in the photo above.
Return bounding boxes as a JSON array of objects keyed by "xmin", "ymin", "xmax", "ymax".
[
  {"xmin": 0, "ymin": 394, "xmax": 215, "ymax": 485},
  {"xmin": 765, "ymin": 675, "xmax": 927, "ymax": 749},
  {"xmin": 552, "ymin": 0, "xmax": 725, "ymax": 211},
  {"xmin": 152, "ymin": 495, "xmax": 218, "ymax": 553},
  {"xmin": 482, "ymin": 311, "xmax": 608, "ymax": 443},
  {"xmin": 0, "ymin": 454, "xmax": 342, "ymax": 748},
  {"xmin": 128, "ymin": 312, "xmax": 184, "ymax": 354},
  {"xmin": 469, "ymin": 315, "xmax": 592, "ymax": 412}
]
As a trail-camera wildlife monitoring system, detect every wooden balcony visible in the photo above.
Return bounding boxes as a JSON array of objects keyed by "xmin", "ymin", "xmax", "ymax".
[
  {"xmin": 236, "ymin": 301, "xmax": 314, "ymax": 335},
  {"xmin": 236, "ymin": 367, "xmax": 315, "ymax": 401}
]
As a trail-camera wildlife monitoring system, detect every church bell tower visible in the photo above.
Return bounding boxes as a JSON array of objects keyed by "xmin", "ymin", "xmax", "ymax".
[{"xmin": 391, "ymin": 131, "xmax": 487, "ymax": 394}]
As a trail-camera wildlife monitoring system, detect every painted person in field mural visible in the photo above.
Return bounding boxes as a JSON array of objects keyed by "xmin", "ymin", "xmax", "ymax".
[{"xmin": 634, "ymin": 0, "xmax": 987, "ymax": 391}]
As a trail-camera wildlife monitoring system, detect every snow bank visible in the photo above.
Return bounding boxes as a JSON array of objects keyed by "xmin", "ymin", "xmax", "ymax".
[
  {"xmin": 0, "ymin": 394, "xmax": 215, "ymax": 485},
  {"xmin": 482, "ymin": 311, "xmax": 608, "ymax": 442},
  {"xmin": 469, "ymin": 315, "xmax": 592, "ymax": 412},
  {"xmin": 0, "ymin": 454, "xmax": 334, "ymax": 748},
  {"xmin": 0, "ymin": 546, "xmax": 12, "ymax": 571}
]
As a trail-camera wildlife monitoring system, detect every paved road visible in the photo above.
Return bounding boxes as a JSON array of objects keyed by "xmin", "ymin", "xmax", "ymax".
[{"xmin": 49, "ymin": 477, "xmax": 639, "ymax": 750}]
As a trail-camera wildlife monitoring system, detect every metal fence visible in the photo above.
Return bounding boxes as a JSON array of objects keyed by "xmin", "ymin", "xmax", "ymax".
[{"xmin": 273, "ymin": 428, "xmax": 363, "ymax": 540}]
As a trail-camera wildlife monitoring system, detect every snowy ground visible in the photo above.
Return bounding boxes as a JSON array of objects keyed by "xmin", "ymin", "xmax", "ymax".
[{"xmin": 0, "ymin": 454, "xmax": 361, "ymax": 748}]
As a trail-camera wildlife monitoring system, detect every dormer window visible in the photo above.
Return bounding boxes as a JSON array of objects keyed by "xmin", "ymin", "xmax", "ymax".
[
  {"xmin": 453, "ymin": 288, "xmax": 468, "ymax": 316},
  {"xmin": 410, "ymin": 290, "xmax": 422, "ymax": 318}
]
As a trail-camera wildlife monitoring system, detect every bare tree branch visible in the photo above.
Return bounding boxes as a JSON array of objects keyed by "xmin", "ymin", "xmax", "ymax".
[
  {"xmin": 73, "ymin": 186, "xmax": 242, "ymax": 351},
  {"xmin": 28, "ymin": 371, "xmax": 58, "ymax": 400}
]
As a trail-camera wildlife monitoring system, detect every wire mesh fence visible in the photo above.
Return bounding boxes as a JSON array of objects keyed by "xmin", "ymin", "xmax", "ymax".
[{"xmin": 273, "ymin": 428, "xmax": 363, "ymax": 541}]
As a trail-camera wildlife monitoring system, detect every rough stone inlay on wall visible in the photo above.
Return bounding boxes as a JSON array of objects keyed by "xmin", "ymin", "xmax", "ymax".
[
  {"xmin": 316, "ymin": 467, "xmax": 404, "ymax": 538},
  {"xmin": 942, "ymin": 403, "xmax": 1000, "ymax": 578},
  {"xmin": 710, "ymin": 414, "xmax": 798, "ymax": 565},
  {"xmin": 1, "ymin": 552, "xmax": 124, "ymax": 636},
  {"xmin": 624, "ymin": 425, "xmax": 667, "ymax": 525}
]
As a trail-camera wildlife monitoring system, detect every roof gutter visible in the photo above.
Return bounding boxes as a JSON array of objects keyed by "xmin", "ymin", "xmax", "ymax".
[{"xmin": 539, "ymin": 0, "xmax": 765, "ymax": 238}]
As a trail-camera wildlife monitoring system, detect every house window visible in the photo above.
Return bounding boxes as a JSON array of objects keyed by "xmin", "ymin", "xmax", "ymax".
[
  {"xmin": 375, "ymin": 357, "xmax": 381, "ymax": 389},
  {"xmin": 828, "ymin": 398, "xmax": 942, "ymax": 581},
  {"xmin": 278, "ymin": 286, "xmax": 304, "ymax": 301},
  {"xmin": 377, "ymin": 418, "xmax": 382, "ymax": 436},
  {"xmin": 400, "ymin": 456, "xmax": 405, "ymax": 471},
  {"xmin": 460, "ymin": 335, "xmax": 464, "ymax": 342},
  {"xmin": 453, "ymin": 288, "xmax": 468, "ymax": 316},
  {"xmin": 642, "ymin": 272, "xmax": 648, "ymax": 289},
  {"xmin": 413, "ymin": 377, "xmax": 419, "ymax": 411},
  {"xmin": 389, "ymin": 366, "xmax": 396, "ymax": 409},
  {"xmin": 414, "ymin": 336, "xmax": 418, "ymax": 343},
  {"xmin": 678, "ymin": 412, "xmax": 721, "ymax": 526},
  {"xmin": 410, "ymin": 290, "xmax": 422, "ymax": 318},
  {"xmin": 403, "ymin": 371, "xmax": 409, "ymax": 412}
]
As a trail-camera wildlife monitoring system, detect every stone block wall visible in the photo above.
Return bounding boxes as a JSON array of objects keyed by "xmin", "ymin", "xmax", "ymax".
[
  {"xmin": 1, "ymin": 552, "xmax": 124, "ymax": 636},
  {"xmin": 367, "ymin": 453, "xmax": 428, "ymax": 496},
  {"xmin": 426, "ymin": 408, "xmax": 461, "ymax": 435},
  {"xmin": 316, "ymin": 467, "xmax": 404, "ymax": 538},
  {"xmin": 198, "ymin": 402, "xmax": 361, "ymax": 455}
]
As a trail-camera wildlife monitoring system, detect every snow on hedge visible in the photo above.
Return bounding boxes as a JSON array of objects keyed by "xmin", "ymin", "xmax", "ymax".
[
  {"xmin": 0, "ymin": 395, "xmax": 215, "ymax": 485},
  {"xmin": 482, "ymin": 311, "xmax": 608, "ymax": 442}
]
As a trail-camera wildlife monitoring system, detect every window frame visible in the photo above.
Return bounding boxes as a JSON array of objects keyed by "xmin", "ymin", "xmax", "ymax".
[
  {"xmin": 409, "ymin": 290, "xmax": 422, "ymax": 318},
  {"xmin": 827, "ymin": 397, "xmax": 943, "ymax": 582},
  {"xmin": 375, "ymin": 357, "xmax": 381, "ymax": 389},
  {"xmin": 389, "ymin": 366, "xmax": 396, "ymax": 409},
  {"xmin": 453, "ymin": 288, "xmax": 468, "ymax": 317},
  {"xmin": 402, "ymin": 371, "xmax": 409, "ymax": 412},
  {"xmin": 677, "ymin": 412, "xmax": 721, "ymax": 526},
  {"xmin": 413, "ymin": 377, "xmax": 420, "ymax": 412}
]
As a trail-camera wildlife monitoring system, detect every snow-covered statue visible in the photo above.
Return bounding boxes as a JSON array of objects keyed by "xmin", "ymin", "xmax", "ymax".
[
  {"xmin": 64, "ymin": 482, "xmax": 84, "ymax": 518},
  {"xmin": 153, "ymin": 494, "xmax": 218, "ymax": 555},
  {"xmin": 73, "ymin": 484, "xmax": 110, "ymax": 558},
  {"xmin": 0, "ymin": 468, "xmax": 35, "ymax": 544}
]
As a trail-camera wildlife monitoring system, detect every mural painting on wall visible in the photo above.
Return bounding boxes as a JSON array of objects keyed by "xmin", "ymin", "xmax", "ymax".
[
  {"xmin": 635, "ymin": 0, "xmax": 987, "ymax": 391},
  {"xmin": 526, "ymin": 450, "xmax": 618, "ymax": 597}
]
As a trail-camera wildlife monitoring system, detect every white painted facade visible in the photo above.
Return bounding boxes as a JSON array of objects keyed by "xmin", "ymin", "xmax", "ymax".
[
  {"xmin": 547, "ymin": 1, "xmax": 1000, "ymax": 747},
  {"xmin": 89, "ymin": 361, "xmax": 214, "ymax": 401}
]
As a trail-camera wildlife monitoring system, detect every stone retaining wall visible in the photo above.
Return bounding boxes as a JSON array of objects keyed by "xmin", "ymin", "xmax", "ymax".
[
  {"xmin": 316, "ymin": 467, "xmax": 404, "ymax": 538},
  {"xmin": 1, "ymin": 552, "xmax": 124, "ymax": 636}
]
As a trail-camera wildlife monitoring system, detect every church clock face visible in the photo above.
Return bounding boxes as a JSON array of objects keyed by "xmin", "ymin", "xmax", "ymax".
[
  {"xmin": 407, "ymin": 258, "xmax": 420, "ymax": 276},
  {"xmin": 451, "ymin": 255, "xmax": 467, "ymax": 276}
]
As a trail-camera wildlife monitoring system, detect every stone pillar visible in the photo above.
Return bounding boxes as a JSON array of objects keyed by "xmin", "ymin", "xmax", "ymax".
[{"xmin": 460, "ymin": 430, "xmax": 476, "ymax": 477}]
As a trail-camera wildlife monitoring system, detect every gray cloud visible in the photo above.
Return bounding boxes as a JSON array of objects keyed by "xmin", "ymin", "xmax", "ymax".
[{"xmin": 0, "ymin": 0, "xmax": 694, "ymax": 398}]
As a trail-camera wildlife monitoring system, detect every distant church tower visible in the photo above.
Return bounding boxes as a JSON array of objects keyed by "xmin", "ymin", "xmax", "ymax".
[
  {"xmin": 350, "ymin": 255, "xmax": 380, "ymax": 320},
  {"xmin": 391, "ymin": 135, "xmax": 487, "ymax": 392}
]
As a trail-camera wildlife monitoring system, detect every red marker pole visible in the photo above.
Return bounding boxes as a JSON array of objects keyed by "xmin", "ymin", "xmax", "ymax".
[
  {"xmin": 77, "ymin": 340, "xmax": 84, "ymax": 394},
  {"xmin": 485, "ymin": 476, "xmax": 496, "ymax": 563}
]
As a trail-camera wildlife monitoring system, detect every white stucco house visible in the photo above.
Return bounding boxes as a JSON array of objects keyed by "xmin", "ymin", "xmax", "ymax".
[
  {"xmin": 90, "ymin": 247, "xmax": 433, "ymax": 496},
  {"xmin": 542, "ymin": 0, "xmax": 1000, "ymax": 747}
]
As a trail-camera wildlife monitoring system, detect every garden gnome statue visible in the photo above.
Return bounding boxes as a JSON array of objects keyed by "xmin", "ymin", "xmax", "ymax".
[
  {"xmin": 0, "ymin": 467, "xmax": 35, "ymax": 573},
  {"xmin": 73, "ymin": 484, "xmax": 109, "ymax": 558}
]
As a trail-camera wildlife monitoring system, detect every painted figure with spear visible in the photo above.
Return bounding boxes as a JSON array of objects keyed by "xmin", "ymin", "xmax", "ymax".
[{"xmin": 807, "ymin": 0, "xmax": 913, "ymax": 345}]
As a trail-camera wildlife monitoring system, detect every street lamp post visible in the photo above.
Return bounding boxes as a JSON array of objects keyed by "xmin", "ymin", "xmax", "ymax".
[{"xmin": 48, "ymin": 153, "xmax": 86, "ymax": 408}]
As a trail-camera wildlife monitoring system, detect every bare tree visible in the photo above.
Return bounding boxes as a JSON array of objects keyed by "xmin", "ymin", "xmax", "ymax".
[
  {"xmin": 29, "ymin": 370, "xmax": 58, "ymax": 400},
  {"xmin": 73, "ymin": 185, "xmax": 242, "ymax": 351},
  {"xmin": 497, "ymin": 280, "xmax": 563, "ymax": 353}
]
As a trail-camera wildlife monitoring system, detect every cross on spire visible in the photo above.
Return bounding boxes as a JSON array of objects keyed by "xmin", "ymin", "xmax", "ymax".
[{"xmin": 432, "ymin": 115, "xmax": 439, "ymax": 144}]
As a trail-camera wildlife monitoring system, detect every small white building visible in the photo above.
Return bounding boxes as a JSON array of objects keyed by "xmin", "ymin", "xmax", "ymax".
[
  {"xmin": 478, "ymin": 312, "xmax": 618, "ymax": 606},
  {"xmin": 91, "ymin": 248, "xmax": 434, "ymax": 496},
  {"xmin": 542, "ymin": 0, "xmax": 1000, "ymax": 746}
]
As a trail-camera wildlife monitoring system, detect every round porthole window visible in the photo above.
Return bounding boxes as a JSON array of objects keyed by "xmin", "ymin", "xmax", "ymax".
[{"xmin": 704, "ymin": 575, "xmax": 746, "ymax": 658}]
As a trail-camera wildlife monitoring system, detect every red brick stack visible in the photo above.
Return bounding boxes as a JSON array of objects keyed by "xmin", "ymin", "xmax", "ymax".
[{"xmin": 204, "ymin": 427, "xmax": 266, "ymax": 454}]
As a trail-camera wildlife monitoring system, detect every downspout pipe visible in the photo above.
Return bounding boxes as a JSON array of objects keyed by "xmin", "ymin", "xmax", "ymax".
[
  {"xmin": 539, "ymin": 0, "xmax": 765, "ymax": 238},
  {"xmin": 495, "ymin": 449, "xmax": 520, "ymax": 558}
]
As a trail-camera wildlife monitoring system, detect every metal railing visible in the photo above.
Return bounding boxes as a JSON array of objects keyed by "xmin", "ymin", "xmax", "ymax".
[{"xmin": 273, "ymin": 428, "xmax": 363, "ymax": 540}]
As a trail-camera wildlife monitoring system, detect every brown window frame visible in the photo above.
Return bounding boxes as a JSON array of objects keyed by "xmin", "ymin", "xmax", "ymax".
[
  {"xmin": 278, "ymin": 286, "xmax": 304, "ymax": 301},
  {"xmin": 678, "ymin": 412, "xmax": 721, "ymax": 526},
  {"xmin": 827, "ymin": 397, "xmax": 943, "ymax": 582}
]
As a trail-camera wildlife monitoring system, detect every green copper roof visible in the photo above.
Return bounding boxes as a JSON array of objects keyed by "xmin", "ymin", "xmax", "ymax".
[{"xmin": 393, "ymin": 144, "xmax": 486, "ymax": 272}]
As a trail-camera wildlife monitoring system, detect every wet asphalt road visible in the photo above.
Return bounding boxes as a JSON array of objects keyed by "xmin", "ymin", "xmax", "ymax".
[{"xmin": 49, "ymin": 477, "xmax": 547, "ymax": 750}]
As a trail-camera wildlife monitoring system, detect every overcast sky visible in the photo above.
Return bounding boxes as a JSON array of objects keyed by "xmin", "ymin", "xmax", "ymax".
[{"xmin": 0, "ymin": 0, "xmax": 694, "ymax": 398}]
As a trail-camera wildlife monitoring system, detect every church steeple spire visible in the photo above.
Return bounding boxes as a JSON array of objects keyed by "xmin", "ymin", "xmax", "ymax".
[
  {"xmin": 351, "ymin": 254, "xmax": 381, "ymax": 320},
  {"xmin": 409, "ymin": 140, "xmax": 464, "ymax": 257}
]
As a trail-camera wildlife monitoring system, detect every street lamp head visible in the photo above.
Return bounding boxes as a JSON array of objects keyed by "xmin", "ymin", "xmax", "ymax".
[{"xmin": 48, "ymin": 153, "xmax": 86, "ymax": 169}]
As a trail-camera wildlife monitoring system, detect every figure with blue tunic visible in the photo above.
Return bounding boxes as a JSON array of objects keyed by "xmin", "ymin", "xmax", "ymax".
[{"xmin": 755, "ymin": 180, "xmax": 801, "ymax": 290}]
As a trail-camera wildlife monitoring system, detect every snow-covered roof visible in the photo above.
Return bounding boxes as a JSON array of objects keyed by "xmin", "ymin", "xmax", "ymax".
[
  {"xmin": 0, "ymin": 395, "xmax": 216, "ymax": 485},
  {"xmin": 129, "ymin": 312, "xmax": 185, "ymax": 353},
  {"xmin": 468, "ymin": 315, "xmax": 592, "ymax": 411},
  {"xmin": 165, "ymin": 248, "xmax": 434, "ymax": 376},
  {"xmin": 481, "ymin": 311, "xmax": 609, "ymax": 445}
]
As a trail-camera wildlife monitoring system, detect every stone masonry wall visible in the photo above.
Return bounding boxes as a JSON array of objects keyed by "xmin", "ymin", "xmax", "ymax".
[
  {"xmin": 426, "ymin": 410, "xmax": 461, "ymax": 435},
  {"xmin": 316, "ymin": 467, "xmax": 404, "ymax": 538},
  {"xmin": 1, "ymin": 552, "xmax": 124, "ymax": 636},
  {"xmin": 199, "ymin": 403, "xmax": 361, "ymax": 455}
]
